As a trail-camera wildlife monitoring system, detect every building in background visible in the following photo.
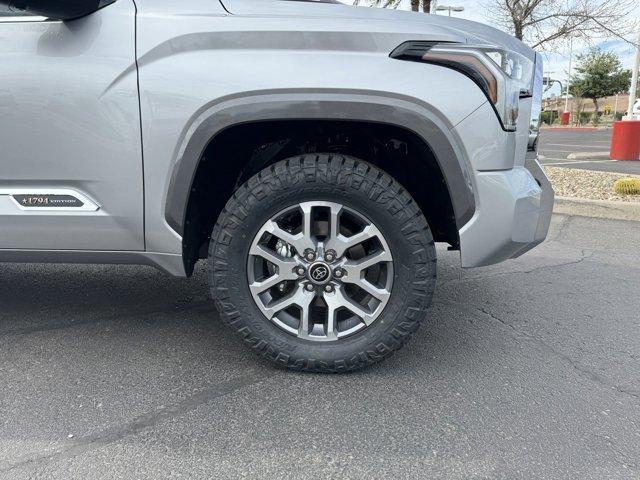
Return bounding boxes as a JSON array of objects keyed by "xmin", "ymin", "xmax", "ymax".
[{"xmin": 542, "ymin": 93, "xmax": 632, "ymax": 124}]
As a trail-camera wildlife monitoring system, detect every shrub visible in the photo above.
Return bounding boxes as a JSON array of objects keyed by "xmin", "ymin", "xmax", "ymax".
[
  {"xmin": 578, "ymin": 111, "xmax": 592, "ymax": 124},
  {"xmin": 540, "ymin": 111, "xmax": 556, "ymax": 125},
  {"xmin": 613, "ymin": 178, "xmax": 640, "ymax": 195}
]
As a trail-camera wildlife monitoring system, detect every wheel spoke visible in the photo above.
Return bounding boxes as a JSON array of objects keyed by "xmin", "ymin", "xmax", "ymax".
[
  {"xmin": 249, "ymin": 269, "xmax": 297, "ymax": 295},
  {"xmin": 249, "ymin": 243, "xmax": 297, "ymax": 272},
  {"xmin": 343, "ymin": 277, "xmax": 390, "ymax": 302},
  {"xmin": 264, "ymin": 219, "xmax": 315, "ymax": 255},
  {"xmin": 322, "ymin": 291, "xmax": 341, "ymax": 339},
  {"xmin": 297, "ymin": 290, "xmax": 315, "ymax": 339},
  {"xmin": 264, "ymin": 287, "xmax": 313, "ymax": 320},
  {"xmin": 301, "ymin": 203, "xmax": 313, "ymax": 243},
  {"xmin": 325, "ymin": 287, "xmax": 376, "ymax": 327},
  {"xmin": 328, "ymin": 203, "xmax": 343, "ymax": 243},
  {"xmin": 249, "ymin": 273, "xmax": 280, "ymax": 295},
  {"xmin": 342, "ymin": 250, "xmax": 392, "ymax": 279},
  {"xmin": 328, "ymin": 224, "xmax": 379, "ymax": 258}
]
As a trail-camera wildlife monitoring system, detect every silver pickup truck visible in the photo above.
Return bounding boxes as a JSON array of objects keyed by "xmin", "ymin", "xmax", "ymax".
[{"xmin": 0, "ymin": 0, "xmax": 553, "ymax": 371}]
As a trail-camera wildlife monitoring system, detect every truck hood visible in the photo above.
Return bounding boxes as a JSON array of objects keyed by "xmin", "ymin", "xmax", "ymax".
[{"xmin": 219, "ymin": 0, "xmax": 535, "ymax": 59}]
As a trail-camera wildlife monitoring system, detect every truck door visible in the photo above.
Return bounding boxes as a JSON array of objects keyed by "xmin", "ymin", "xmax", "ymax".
[{"xmin": 0, "ymin": 0, "xmax": 144, "ymax": 251}]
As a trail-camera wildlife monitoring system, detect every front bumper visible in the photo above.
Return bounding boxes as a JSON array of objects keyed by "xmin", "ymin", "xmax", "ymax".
[{"xmin": 458, "ymin": 158, "xmax": 554, "ymax": 268}]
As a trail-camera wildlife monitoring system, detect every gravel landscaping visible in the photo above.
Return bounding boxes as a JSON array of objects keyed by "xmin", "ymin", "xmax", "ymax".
[{"xmin": 543, "ymin": 166, "xmax": 640, "ymax": 203}]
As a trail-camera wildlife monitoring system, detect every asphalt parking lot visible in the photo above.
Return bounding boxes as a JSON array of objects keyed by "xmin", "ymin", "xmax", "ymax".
[
  {"xmin": 1, "ymin": 214, "xmax": 639, "ymax": 479},
  {"xmin": 538, "ymin": 129, "xmax": 640, "ymax": 175}
]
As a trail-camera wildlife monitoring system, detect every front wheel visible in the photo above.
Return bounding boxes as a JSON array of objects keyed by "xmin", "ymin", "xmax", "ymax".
[{"xmin": 209, "ymin": 154, "xmax": 436, "ymax": 372}]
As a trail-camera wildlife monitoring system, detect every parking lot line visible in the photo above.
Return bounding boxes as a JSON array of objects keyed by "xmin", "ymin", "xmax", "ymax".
[
  {"xmin": 542, "ymin": 143, "xmax": 610, "ymax": 148},
  {"xmin": 542, "ymin": 159, "xmax": 612, "ymax": 166}
]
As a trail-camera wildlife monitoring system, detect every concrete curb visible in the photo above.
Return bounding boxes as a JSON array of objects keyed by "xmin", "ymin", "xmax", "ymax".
[
  {"xmin": 566, "ymin": 152, "xmax": 610, "ymax": 160},
  {"xmin": 554, "ymin": 196, "xmax": 640, "ymax": 222}
]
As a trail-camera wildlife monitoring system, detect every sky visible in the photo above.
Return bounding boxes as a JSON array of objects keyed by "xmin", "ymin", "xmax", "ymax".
[{"xmin": 355, "ymin": 0, "xmax": 640, "ymax": 98}]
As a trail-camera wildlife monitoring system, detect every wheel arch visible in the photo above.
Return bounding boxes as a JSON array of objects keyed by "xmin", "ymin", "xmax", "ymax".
[{"xmin": 165, "ymin": 92, "xmax": 476, "ymax": 274}]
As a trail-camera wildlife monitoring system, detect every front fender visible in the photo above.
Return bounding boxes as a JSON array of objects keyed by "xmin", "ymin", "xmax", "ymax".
[{"xmin": 134, "ymin": 4, "xmax": 490, "ymax": 255}]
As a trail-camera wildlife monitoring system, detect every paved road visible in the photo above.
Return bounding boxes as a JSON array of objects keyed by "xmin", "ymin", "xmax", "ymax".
[
  {"xmin": 1, "ymin": 215, "xmax": 639, "ymax": 479},
  {"xmin": 538, "ymin": 129, "xmax": 640, "ymax": 175}
]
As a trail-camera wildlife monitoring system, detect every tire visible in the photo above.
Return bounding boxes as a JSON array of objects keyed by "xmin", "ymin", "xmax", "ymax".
[{"xmin": 208, "ymin": 154, "xmax": 436, "ymax": 372}]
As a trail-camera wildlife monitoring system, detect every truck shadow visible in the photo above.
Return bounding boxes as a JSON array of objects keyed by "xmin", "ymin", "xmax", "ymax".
[{"xmin": 0, "ymin": 257, "xmax": 480, "ymax": 371}]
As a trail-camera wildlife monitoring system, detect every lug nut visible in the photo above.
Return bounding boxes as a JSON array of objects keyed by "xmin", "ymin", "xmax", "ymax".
[
  {"xmin": 305, "ymin": 283, "xmax": 315, "ymax": 292},
  {"xmin": 324, "ymin": 284, "xmax": 334, "ymax": 293},
  {"xmin": 333, "ymin": 268, "xmax": 344, "ymax": 278},
  {"xmin": 325, "ymin": 249, "xmax": 337, "ymax": 262},
  {"xmin": 295, "ymin": 266, "xmax": 306, "ymax": 276},
  {"xmin": 304, "ymin": 249, "xmax": 316, "ymax": 262}
]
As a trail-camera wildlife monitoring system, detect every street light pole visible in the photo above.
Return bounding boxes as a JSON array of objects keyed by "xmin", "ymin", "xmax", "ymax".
[
  {"xmin": 559, "ymin": 39, "xmax": 574, "ymax": 125},
  {"xmin": 624, "ymin": 24, "xmax": 640, "ymax": 120},
  {"xmin": 564, "ymin": 38, "xmax": 573, "ymax": 114}
]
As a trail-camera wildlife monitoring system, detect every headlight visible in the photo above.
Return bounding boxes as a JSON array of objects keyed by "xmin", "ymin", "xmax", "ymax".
[{"xmin": 390, "ymin": 41, "xmax": 536, "ymax": 131}]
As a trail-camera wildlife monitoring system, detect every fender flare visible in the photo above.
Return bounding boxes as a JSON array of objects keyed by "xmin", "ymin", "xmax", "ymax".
[{"xmin": 164, "ymin": 90, "xmax": 476, "ymax": 235}]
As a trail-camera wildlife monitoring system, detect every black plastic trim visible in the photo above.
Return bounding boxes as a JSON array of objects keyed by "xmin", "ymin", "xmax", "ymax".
[{"xmin": 164, "ymin": 94, "xmax": 476, "ymax": 237}]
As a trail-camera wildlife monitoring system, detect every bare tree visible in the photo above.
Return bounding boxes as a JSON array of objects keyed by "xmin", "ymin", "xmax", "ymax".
[
  {"xmin": 353, "ymin": 0, "xmax": 433, "ymax": 13},
  {"xmin": 484, "ymin": 0, "xmax": 636, "ymax": 49}
]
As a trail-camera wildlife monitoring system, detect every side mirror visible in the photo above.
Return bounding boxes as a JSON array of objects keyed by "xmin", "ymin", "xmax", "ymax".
[{"xmin": 1, "ymin": 0, "xmax": 115, "ymax": 20}]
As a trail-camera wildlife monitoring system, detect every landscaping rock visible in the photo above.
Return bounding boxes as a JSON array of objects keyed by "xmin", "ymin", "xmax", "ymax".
[{"xmin": 543, "ymin": 166, "xmax": 640, "ymax": 203}]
